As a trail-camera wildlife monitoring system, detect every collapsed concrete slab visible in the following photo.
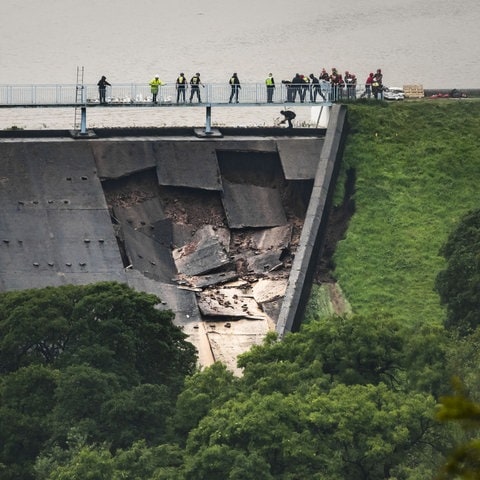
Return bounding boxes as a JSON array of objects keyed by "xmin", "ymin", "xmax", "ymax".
[
  {"xmin": 122, "ymin": 225, "xmax": 177, "ymax": 283},
  {"xmin": 221, "ymin": 180, "xmax": 287, "ymax": 228},
  {"xmin": 181, "ymin": 270, "xmax": 239, "ymax": 289},
  {"xmin": 112, "ymin": 197, "xmax": 166, "ymax": 229},
  {"xmin": 173, "ymin": 225, "xmax": 231, "ymax": 276},
  {"xmin": 252, "ymin": 278, "xmax": 288, "ymax": 304},
  {"xmin": 249, "ymin": 225, "xmax": 293, "ymax": 250},
  {"xmin": 138, "ymin": 219, "xmax": 193, "ymax": 250}
]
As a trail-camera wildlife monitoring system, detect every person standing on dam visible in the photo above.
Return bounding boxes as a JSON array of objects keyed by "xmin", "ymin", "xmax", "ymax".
[
  {"xmin": 149, "ymin": 74, "xmax": 163, "ymax": 103},
  {"xmin": 360, "ymin": 72, "xmax": 374, "ymax": 98},
  {"xmin": 266, "ymin": 73, "xmax": 275, "ymax": 103},
  {"xmin": 309, "ymin": 73, "xmax": 323, "ymax": 102},
  {"xmin": 189, "ymin": 73, "xmax": 204, "ymax": 103},
  {"xmin": 176, "ymin": 72, "xmax": 187, "ymax": 103},
  {"xmin": 372, "ymin": 68, "xmax": 383, "ymax": 99},
  {"xmin": 228, "ymin": 72, "xmax": 241, "ymax": 103},
  {"xmin": 97, "ymin": 75, "xmax": 111, "ymax": 104}
]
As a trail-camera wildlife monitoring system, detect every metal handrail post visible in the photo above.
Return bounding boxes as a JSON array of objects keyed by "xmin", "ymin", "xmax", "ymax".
[
  {"xmin": 80, "ymin": 106, "xmax": 87, "ymax": 134},
  {"xmin": 205, "ymin": 104, "xmax": 212, "ymax": 134}
]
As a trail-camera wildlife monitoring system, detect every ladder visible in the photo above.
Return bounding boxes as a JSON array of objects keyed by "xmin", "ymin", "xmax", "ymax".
[{"xmin": 73, "ymin": 66, "xmax": 85, "ymax": 130}]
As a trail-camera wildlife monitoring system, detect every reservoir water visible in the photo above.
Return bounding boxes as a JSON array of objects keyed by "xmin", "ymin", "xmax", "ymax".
[{"xmin": 1, "ymin": 0, "xmax": 479, "ymax": 129}]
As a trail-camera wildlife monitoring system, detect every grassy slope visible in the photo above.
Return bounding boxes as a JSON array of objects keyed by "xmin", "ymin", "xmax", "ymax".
[{"xmin": 331, "ymin": 100, "xmax": 480, "ymax": 325}]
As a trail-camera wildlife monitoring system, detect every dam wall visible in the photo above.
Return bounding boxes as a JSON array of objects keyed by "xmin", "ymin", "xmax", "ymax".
[{"xmin": 0, "ymin": 111, "xmax": 346, "ymax": 370}]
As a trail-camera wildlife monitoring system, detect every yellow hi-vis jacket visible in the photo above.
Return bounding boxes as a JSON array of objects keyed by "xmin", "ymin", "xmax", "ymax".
[{"xmin": 149, "ymin": 78, "xmax": 163, "ymax": 93}]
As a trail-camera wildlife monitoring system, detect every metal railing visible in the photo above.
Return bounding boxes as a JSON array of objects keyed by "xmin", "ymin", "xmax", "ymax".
[{"xmin": 0, "ymin": 82, "xmax": 342, "ymax": 106}]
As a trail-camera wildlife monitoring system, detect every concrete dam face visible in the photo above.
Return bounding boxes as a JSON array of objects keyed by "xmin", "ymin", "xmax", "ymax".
[{"xmin": 0, "ymin": 111, "xmax": 345, "ymax": 371}]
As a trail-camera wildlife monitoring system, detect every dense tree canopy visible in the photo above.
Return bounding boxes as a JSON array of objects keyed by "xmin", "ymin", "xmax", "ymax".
[
  {"xmin": 0, "ymin": 282, "xmax": 196, "ymax": 479},
  {"xmin": 435, "ymin": 208, "xmax": 480, "ymax": 335},
  {"xmin": 32, "ymin": 313, "xmax": 454, "ymax": 480},
  {"xmin": 0, "ymin": 279, "xmax": 476, "ymax": 478}
]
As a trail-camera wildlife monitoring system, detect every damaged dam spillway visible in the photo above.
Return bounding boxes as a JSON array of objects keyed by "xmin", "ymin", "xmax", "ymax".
[{"xmin": 0, "ymin": 106, "xmax": 346, "ymax": 372}]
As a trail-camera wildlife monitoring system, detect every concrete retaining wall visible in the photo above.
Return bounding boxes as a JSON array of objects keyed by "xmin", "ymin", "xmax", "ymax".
[{"xmin": 276, "ymin": 104, "xmax": 347, "ymax": 336}]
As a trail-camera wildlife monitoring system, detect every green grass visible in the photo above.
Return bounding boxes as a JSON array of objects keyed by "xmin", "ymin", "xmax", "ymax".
[{"xmin": 329, "ymin": 100, "xmax": 480, "ymax": 325}]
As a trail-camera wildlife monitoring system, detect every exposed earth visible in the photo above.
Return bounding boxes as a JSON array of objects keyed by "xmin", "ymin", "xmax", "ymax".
[{"xmin": 103, "ymin": 166, "xmax": 355, "ymax": 315}]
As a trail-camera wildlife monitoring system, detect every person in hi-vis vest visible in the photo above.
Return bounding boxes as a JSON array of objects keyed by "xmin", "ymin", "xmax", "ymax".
[
  {"xmin": 149, "ymin": 75, "xmax": 163, "ymax": 103},
  {"xmin": 266, "ymin": 73, "xmax": 275, "ymax": 103},
  {"xmin": 176, "ymin": 73, "xmax": 187, "ymax": 103}
]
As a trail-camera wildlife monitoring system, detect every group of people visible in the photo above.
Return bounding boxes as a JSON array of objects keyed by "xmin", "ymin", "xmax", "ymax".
[
  {"xmin": 280, "ymin": 68, "xmax": 384, "ymax": 102},
  {"xmin": 97, "ymin": 68, "xmax": 384, "ymax": 105},
  {"xmin": 148, "ymin": 72, "xmax": 243, "ymax": 104},
  {"xmin": 148, "ymin": 73, "xmax": 206, "ymax": 104}
]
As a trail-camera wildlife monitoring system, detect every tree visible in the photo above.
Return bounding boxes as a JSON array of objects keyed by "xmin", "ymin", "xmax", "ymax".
[
  {"xmin": 0, "ymin": 282, "xmax": 197, "ymax": 384},
  {"xmin": 0, "ymin": 365, "xmax": 58, "ymax": 480},
  {"xmin": 0, "ymin": 285, "xmax": 79, "ymax": 373},
  {"xmin": 182, "ymin": 383, "xmax": 440, "ymax": 479},
  {"xmin": 240, "ymin": 314, "xmax": 410, "ymax": 390},
  {"xmin": 170, "ymin": 362, "xmax": 239, "ymax": 444},
  {"xmin": 0, "ymin": 282, "xmax": 197, "ymax": 479},
  {"xmin": 436, "ymin": 378, "xmax": 480, "ymax": 479},
  {"xmin": 435, "ymin": 208, "xmax": 480, "ymax": 335},
  {"xmin": 46, "ymin": 446, "xmax": 114, "ymax": 480},
  {"xmin": 51, "ymin": 365, "xmax": 121, "ymax": 444},
  {"xmin": 103, "ymin": 383, "xmax": 173, "ymax": 449}
]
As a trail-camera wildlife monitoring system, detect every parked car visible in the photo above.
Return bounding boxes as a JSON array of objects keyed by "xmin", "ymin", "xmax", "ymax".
[{"xmin": 383, "ymin": 87, "xmax": 405, "ymax": 100}]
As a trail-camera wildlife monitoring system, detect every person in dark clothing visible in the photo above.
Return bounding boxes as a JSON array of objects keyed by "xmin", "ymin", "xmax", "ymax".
[
  {"xmin": 282, "ymin": 80, "xmax": 294, "ymax": 102},
  {"xmin": 291, "ymin": 73, "xmax": 303, "ymax": 102},
  {"xmin": 97, "ymin": 75, "xmax": 111, "ymax": 104},
  {"xmin": 228, "ymin": 72, "xmax": 241, "ymax": 103},
  {"xmin": 309, "ymin": 73, "xmax": 324, "ymax": 102},
  {"xmin": 299, "ymin": 74, "xmax": 310, "ymax": 103},
  {"xmin": 344, "ymin": 71, "xmax": 357, "ymax": 100},
  {"xmin": 279, "ymin": 110, "xmax": 296, "ymax": 128},
  {"xmin": 319, "ymin": 68, "xmax": 330, "ymax": 81},
  {"xmin": 189, "ymin": 73, "xmax": 204, "ymax": 103},
  {"xmin": 372, "ymin": 69, "xmax": 383, "ymax": 99},
  {"xmin": 176, "ymin": 72, "xmax": 187, "ymax": 103}
]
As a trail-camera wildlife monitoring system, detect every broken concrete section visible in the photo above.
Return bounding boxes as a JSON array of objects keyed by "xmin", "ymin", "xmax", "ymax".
[
  {"xmin": 173, "ymin": 225, "xmax": 231, "ymax": 276},
  {"xmin": 252, "ymin": 278, "xmax": 288, "ymax": 304},
  {"xmin": 249, "ymin": 224, "xmax": 293, "ymax": 251},
  {"xmin": 222, "ymin": 180, "xmax": 287, "ymax": 228},
  {"xmin": 113, "ymin": 197, "xmax": 166, "ymax": 229},
  {"xmin": 244, "ymin": 250, "xmax": 285, "ymax": 275},
  {"xmin": 122, "ymin": 226, "xmax": 177, "ymax": 283},
  {"xmin": 197, "ymin": 287, "xmax": 266, "ymax": 320},
  {"xmin": 181, "ymin": 271, "xmax": 239, "ymax": 289},
  {"xmin": 0, "ymin": 124, "xmax": 346, "ymax": 375}
]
